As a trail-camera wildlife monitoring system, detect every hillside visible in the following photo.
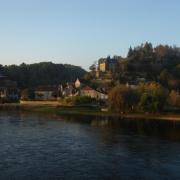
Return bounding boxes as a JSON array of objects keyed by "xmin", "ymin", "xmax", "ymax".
[
  {"xmin": 89, "ymin": 42, "xmax": 180, "ymax": 90},
  {"xmin": 0, "ymin": 62, "xmax": 86, "ymax": 88}
]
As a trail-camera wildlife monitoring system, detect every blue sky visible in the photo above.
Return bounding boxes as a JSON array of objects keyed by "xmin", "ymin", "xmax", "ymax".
[{"xmin": 0, "ymin": 0, "xmax": 180, "ymax": 69}]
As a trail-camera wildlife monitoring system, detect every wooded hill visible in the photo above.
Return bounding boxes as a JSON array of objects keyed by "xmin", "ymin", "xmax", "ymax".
[
  {"xmin": 125, "ymin": 42, "xmax": 180, "ymax": 83},
  {"xmin": 92, "ymin": 42, "xmax": 180, "ymax": 90},
  {"xmin": 0, "ymin": 62, "xmax": 86, "ymax": 88}
]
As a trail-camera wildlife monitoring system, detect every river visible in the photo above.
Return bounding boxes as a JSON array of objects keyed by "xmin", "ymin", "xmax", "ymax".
[{"xmin": 0, "ymin": 112, "xmax": 180, "ymax": 179}]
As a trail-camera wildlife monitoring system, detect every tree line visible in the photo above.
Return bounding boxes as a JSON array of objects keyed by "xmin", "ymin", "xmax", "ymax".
[
  {"xmin": 125, "ymin": 42, "xmax": 180, "ymax": 87},
  {"xmin": 108, "ymin": 82, "xmax": 180, "ymax": 113},
  {"xmin": 0, "ymin": 62, "xmax": 86, "ymax": 89},
  {"xmin": 88, "ymin": 42, "xmax": 180, "ymax": 90},
  {"xmin": 87, "ymin": 42, "xmax": 180, "ymax": 112}
]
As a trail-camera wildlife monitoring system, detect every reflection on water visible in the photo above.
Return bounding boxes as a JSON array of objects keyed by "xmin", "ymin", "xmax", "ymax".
[
  {"xmin": 90, "ymin": 116, "xmax": 180, "ymax": 141},
  {"xmin": 0, "ymin": 111, "xmax": 180, "ymax": 179}
]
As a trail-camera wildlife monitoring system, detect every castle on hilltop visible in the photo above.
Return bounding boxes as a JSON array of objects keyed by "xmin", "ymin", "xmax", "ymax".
[
  {"xmin": 98, "ymin": 56, "xmax": 120, "ymax": 73},
  {"xmin": 96, "ymin": 56, "xmax": 122, "ymax": 79}
]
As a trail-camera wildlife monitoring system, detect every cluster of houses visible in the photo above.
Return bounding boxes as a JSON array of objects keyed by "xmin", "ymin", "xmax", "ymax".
[
  {"xmin": 0, "ymin": 72, "xmax": 108, "ymax": 102},
  {"xmin": 34, "ymin": 78, "xmax": 108, "ymax": 101},
  {"xmin": 0, "ymin": 72, "xmax": 138, "ymax": 104},
  {"xmin": 0, "ymin": 56, "xmax": 146, "ymax": 103},
  {"xmin": 0, "ymin": 72, "xmax": 146, "ymax": 104},
  {"xmin": 0, "ymin": 57, "xmax": 143, "ymax": 103}
]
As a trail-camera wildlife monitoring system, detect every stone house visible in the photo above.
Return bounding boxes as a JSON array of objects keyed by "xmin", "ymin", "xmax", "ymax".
[{"xmin": 80, "ymin": 86, "xmax": 108, "ymax": 100}]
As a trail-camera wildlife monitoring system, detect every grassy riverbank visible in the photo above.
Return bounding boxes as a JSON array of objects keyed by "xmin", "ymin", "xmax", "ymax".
[
  {"xmin": 0, "ymin": 103, "xmax": 180, "ymax": 121},
  {"xmin": 22, "ymin": 105, "xmax": 106, "ymax": 116},
  {"xmin": 21, "ymin": 105, "xmax": 180, "ymax": 121}
]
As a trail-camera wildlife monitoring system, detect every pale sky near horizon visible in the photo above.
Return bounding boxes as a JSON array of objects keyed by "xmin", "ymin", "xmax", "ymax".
[{"xmin": 0, "ymin": 0, "xmax": 180, "ymax": 70}]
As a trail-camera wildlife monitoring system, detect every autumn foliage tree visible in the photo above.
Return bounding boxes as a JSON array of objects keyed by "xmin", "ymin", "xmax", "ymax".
[
  {"xmin": 108, "ymin": 85, "xmax": 139, "ymax": 112},
  {"xmin": 138, "ymin": 82, "xmax": 168, "ymax": 112},
  {"xmin": 168, "ymin": 90, "xmax": 180, "ymax": 108}
]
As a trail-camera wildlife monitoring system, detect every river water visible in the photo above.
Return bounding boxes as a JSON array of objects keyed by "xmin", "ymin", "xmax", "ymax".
[{"xmin": 0, "ymin": 112, "xmax": 180, "ymax": 180}]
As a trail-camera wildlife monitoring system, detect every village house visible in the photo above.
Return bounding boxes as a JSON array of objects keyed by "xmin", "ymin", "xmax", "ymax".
[
  {"xmin": 80, "ymin": 86, "xmax": 108, "ymax": 101},
  {"xmin": 60, "ymin": 83, "xmax": 77, "ymax": 97},
  {"xmin": 35, "ymin": 86, "xmax": 58, "ymax": 100},
  {"xmin": 34, "ymin": 78, "xmax": 109, "ymax": 102},
  {"xmin": 0, "ymin": 75, "xmax": 19, "ymax": 101}
]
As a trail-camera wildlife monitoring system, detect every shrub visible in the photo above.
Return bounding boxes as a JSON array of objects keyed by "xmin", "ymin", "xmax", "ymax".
[{"xmin": 62, "ymin": 96, "xmax": 95, "ymax": 106}]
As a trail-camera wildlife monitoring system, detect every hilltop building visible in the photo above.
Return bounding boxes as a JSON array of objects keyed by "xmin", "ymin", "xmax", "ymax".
[{"xmin": 98, "ymin": 56, "xmax": 120, "ymax": 73}]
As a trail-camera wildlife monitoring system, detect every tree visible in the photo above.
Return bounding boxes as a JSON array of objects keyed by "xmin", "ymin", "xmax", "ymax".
[
  {"xmin": 89, "ymin": 61, "xmax": 97, "ymax": 72},
  {"xmin": 173, "ymin": 64, "xmax": 180, "ymax": 78},
  {"xmin": 89, "ymin": 64, "xmax": 96, "ymax": 72},
  {"xmin": 51, "ymin": 91, "xmax": 58, "ymax": 98},
  {"xmin": 143, "ymin": 42, "xmax": 153, "ymax": 55},
  {"xmin": 159, "ymin": 69, "xmax": 172, "ymax": 86},
  {"xmin": 83, "ymin": 72, "xmax": 94, "ymax": 81},
  {"xmin": 127, "ymin": 46, "xmax": 133, "ymax": 58},
  {"xmin": 168, "ymin": 79, "xmax": 180, "ymax": 90},
  {"xmin": 21, "ymin": 88, "xmax": 35, "ymax": 100},
  {"xmin": 3, "ymin": 62, "xmax": 86, "ymax": 88},
  {"xmin": 138, "ymin": 82, "xmax": 167, "ymax": 112},
  {"xmin": 108, "ymin": 85, "xmax": 139, "ymax": 112},
  {"xmin": 168, "ymin": 90, "xmax": 180, "ymax": 107}
]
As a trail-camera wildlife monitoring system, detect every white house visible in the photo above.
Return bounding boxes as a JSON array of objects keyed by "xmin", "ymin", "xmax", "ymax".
[
  {"xmin": 80, "ymin": 86, "xmax": 108, "ymax": 100},
  {"xmin": 35, "ymin": 86, "xmax": 57, "ymax": 100}
]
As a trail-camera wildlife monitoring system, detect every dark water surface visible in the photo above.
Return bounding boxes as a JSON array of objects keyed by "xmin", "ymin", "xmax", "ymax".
[{"xmin": 0, "ymin": 112, "xmax": 180, "ymax": 180}]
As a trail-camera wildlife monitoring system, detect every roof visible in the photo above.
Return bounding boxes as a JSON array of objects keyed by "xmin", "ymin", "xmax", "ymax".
[
  {"xmin": 60, "ymin": 83, "xmax": 75, "ymax": 89},
  {"xmin": 82, "ymin": 86, "xmax": 94, "ymax": 91},
  {"xmin": 99, "ymin": 57, "xmax": 118, "ymax": 64},
  {"xmin": 35, "ymin": 85, "xmax": 57, "ymax": 92}
]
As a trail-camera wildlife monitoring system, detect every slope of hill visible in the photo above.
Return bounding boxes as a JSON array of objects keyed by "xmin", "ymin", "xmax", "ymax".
[
  {"xmin": 0, "ymin": 62, "xmax": 86, "ymax": 88},
  {"xmin": 89, "ymin": 43, "xmax": 180, "ymax": 89}
]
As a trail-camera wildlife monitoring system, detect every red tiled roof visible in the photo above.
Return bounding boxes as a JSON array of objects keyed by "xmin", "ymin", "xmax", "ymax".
[{"xmin": 82, "ymin": 86, "xmax": 94, "ymax": 91}]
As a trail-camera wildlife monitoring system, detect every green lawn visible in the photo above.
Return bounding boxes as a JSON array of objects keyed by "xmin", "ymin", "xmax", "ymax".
[
  {"xmin": 22, "ymin": 105, "xmax": 108, "ymax": 116},
  {"xmin": 0, "ymin": 103, "xmax": 176, "ymax": 121},
  {"xmin": 21, "ymin": 105, "xmax": 180, "ymax": 121}
]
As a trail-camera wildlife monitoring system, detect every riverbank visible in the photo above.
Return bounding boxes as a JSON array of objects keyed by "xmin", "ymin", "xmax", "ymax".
[
  {"xmin": 21, "ymin": 105, "xmax": 106, "ymax": 116},
  {"xmin": 25, "ymin": 106, "xmax": 180, "ymax": 121},
  {"xmin": 0, "ymin": 103, "xmax": 180, "ymax": 121}
]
